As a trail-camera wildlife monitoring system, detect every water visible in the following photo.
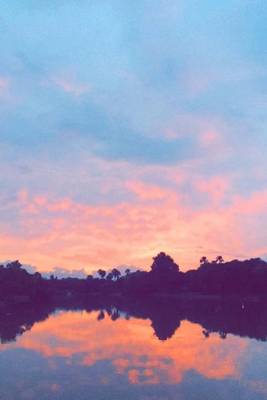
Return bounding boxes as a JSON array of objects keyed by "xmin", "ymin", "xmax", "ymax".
[{"xmin": 0, "ymin": 309, "xmax": 267, "ymax": 400}]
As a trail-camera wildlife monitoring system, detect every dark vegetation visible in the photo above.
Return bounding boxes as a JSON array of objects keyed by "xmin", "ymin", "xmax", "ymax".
[{"xmin": 1, "ymin": 253, "xmax": 267, "ymax": 343}]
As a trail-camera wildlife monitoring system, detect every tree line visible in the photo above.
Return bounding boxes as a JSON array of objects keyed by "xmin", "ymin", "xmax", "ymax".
[{"xmin": 1, "ymin": 252, "xmax": 267, "ymax": 308}]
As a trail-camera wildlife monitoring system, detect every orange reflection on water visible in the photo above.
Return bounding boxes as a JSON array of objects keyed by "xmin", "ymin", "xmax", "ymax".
[{"xmin": 3, "ymin": 311, "xmax": 248, "ymax": 385}]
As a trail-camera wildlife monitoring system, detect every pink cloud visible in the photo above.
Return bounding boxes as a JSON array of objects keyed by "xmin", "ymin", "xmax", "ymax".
[
  {"xmin": 125, "ymin": 180, "xmax": 175, "ymax": 201},
  {"xmin": 0, "ymin": 76, "xmax": 12, "ymax": 102},
  {"xmin": 194, "ymin": 176, "xmax": 230, "ymax": 204},
  {"xmin": 0, "ymin": 181, "xmax": 266, "ymax": 273},
  {"xmin": 0, "ymin": 77, "xmax": 9, "ymax": 92},
  {"xmin": 162, "ymin": 113, "xmax": 227, "ymax": 155},
  {"xmin": 48, "ymin": 72, "xmax": 90, "ymax": 97},
  {"xmin": 199, "ymin": 130, "xmax": 220, "ymax": 147},
  {"xmin": 232, "ymin": 190, "xmax": 267, "ymax": 215},
  {"xmin": 183, "ymin": 69, "xmax": 214, "ymax": 97}
]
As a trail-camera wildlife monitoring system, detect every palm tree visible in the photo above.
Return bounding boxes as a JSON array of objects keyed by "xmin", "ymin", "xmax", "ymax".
[
  {"xmin": 202, "ymin": 329, "xmax": 210, "ymax": 338},
  {"xmin": 219, "ymin": 331, "xmax": 227, "ymax": 339},
  {"xmin": 97, "ymin": 269, "xmax": 106, "ymax": 279},
  {"xmin": 200, "ymin": 256, "xmax": 208, "ymax": 265},
  {"xmin": 111, "ymin": 268, "xmax": 121, "ymax": 281},
  {"xmin": 111, "ymin": 309, "xmax": 120, "ymax": 321},
  {"xmin": 106, "ymin": 272, "xmax": 113, "ymax": 281},
  {"xmin": 97, "ymin": 310, "xmax": 105, "ymax": 321}
]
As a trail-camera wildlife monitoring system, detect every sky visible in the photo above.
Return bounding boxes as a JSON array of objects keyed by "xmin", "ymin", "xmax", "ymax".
[{"xmin": 0, "ymin": 0, "xmax": 266, "ymax": 273}]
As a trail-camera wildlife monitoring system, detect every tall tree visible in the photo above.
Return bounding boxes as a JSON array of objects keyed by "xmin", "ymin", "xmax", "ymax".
[{"xmin": 151, "ymin": 252, "xmax": 180, "ymax": 275}]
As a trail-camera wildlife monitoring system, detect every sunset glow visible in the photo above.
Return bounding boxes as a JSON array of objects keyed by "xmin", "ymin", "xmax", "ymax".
[{"xmin": 4, "ymin": 311, "xmax": 248, "ymax": 385}]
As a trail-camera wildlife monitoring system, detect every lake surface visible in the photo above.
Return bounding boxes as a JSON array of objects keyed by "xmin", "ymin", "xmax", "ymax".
[{"xmin": 0, "ymin": 309, "xmax": 267, "ymax": 400}]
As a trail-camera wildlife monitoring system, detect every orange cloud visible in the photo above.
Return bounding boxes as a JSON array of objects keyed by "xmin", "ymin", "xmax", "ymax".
[{"xmin": 0, "ymin": 181, "xmax": 266, "ymax": 272}]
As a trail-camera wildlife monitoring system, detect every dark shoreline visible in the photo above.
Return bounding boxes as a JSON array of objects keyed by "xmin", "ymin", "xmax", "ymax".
[
  {"xmin": 1, "ymin": 253, "xmax": 267, "ymax": 343},
  {"xmin": 1, "ymin": 291, "xmax": 267, "ymax": 344}
]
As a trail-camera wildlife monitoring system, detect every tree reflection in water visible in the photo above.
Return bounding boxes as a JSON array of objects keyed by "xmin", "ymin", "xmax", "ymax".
[{"xmin": 1, "ymin": 296, "xmax": 267, "ymax": 344}]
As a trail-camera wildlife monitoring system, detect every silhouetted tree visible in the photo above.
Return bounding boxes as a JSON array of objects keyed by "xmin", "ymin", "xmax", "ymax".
[
  {"xmin": 6, "ymin": 260, "xmax": 22, "ymax": 270},
  {"xmin": 219, "ymin": 331, "xmax": 227, "ymax": 339},
  {"xmin": 111, "ymin": 309, "xmax": 120, "ymax": 321},
  {"xmin": 33, "ymin": 272, "xmax": 42, "ymax": 280},
  {"xmin": 151, "ymin": 252, "xmax": 179, "ymax": 275},
  {"xmin": 106, "ymin": 272, "xmax": 113, "ymax": 281},
  {"xmin": 215, "ymin": 256, "xmax": 224, "ymax": 264},
  {"xmin": 202, "ymin": 329, "xmax": 210, "ymax": 338},
  {"xmin": 97, "ymin": 310, "xmax": 105, "ymax": 321},
  {"xmin": 111, "ymin": 268, "xmax": 121, "ymax": 281},
  {"xmin": 125, "ymin": 268, "xmax": 131, "ymax": 276},
  {"xmin": 200, "ymin": 256, "xmax": 208, "ymax": 265},
  {"xmin": 97, "ymin": 269, "xmax": 106, "ymax": 279}
]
